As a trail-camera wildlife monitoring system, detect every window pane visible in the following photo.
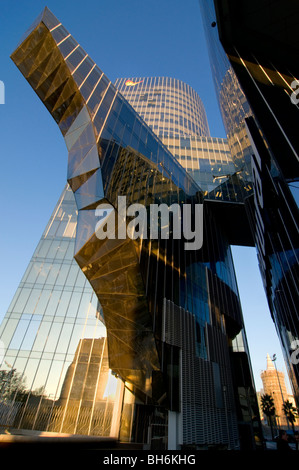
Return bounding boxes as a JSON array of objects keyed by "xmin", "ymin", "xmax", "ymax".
[
  {"xmin": 47, "ymin": 240, "xmax": 60, "ymax": 259},
  {"xmin": 22, "ymin": 358, "xmax": 40, "ymax": 390},
  {"xmin": 58, "ymin": 36, "xmax": 78, "ymax": 58},
  {"xmin": 56, "ymin": 323, "xmax": 73, "ymax": 353},
  {"xmin": 66, "ymin": 46, "xmax": 85, "ymax": 73},
  {"xmin": 44, "ymin": 322, "xmax": 62, "ymax": 352},
  {"xmin": 56, "ymin": 219, "xmax": 69, "ymax": 238},
  {"xmin": 26, "ymin": 262, "xmax": 42, "ymax": 283},
  {"xmin": 45, "ymin": 291, "xmax": 61, "ymax": 316},
  {"xmin": 13, "ymin": 288, "xmax": 31, "ymax": 314},
  {"xmin": 63, "ymin": 222, "xmax": 76, "ymax": 238},
  {"xmin": 55, "ymin": 241, "xmax": 69, "ymax": 260},
  {"xmin": 65, "ymin": 265, "xmax": 79, "ymax": 286},
  {"xmin": 56, "ymin": 263, "xmax": 71, "ymax": 286},
  {"xmin": 46, "ymin": 263, "xmax": 60, "ymax": 285},
  {"xmin": 35, "ymin": 239, "xmax": 51, "ymax": 258},
  {"xmin": 87, "ymin": 75, "xmax": 109, "ymax": 116},
  {"xmin": 32, "ymin": 320, "xmax": 52, "ymax": 351},
  {"xmin": 51, "ymin": 25, "xmax": 69, "ymax": 44},
  {"xmin": 77, "ymin": 292, "xmax": 92, "ymax": 319},
  {"xmin": 80, "ymin": 67, "xmax": 102, "ymax": 102},
  {"xmin": 55, "ymin": 291, "xmax": 72, "ymax": 317},
  {"xmin": 72, "ymin": 56, "xmax": 94, "ymax": 88},
  {"xmin": 66, "ymin": 292, "xmax": 82, "ymax": 318},
  {"xmin": 9, "ymin": 318, "xmax": 30, "ymax": 349},
  {"xmin": 34, "ymin": 290, "xmax": 51, "ymax": 315},
  {"xmin": 65, "ymin": 241, "xmax": 76, "ymax": 261},
  {"xmin": 75, "ymin": 269, "xmax": 86, "ymax": 289},
  {"xmin": 35, "ymin": 263, "xmax": 52, "ymax": 284},
  {"xmin": 48, "ymin": 220, "xmax": 59, "ymax": 237},
  {"xmin": 21, "ymin": 319, "xmax": 41, "ymax": 350},
  {"xmin": 67, "ymin": 324, "xmax": 85, "ymax": 356},
  {"xmin": 44, "ymin": 360, "xmax": 66, "ymax": 398},
  {"xmin": 31, "ymin": 359, "xmax": 52, "ymax": 394},
  {"xmin": 1, "ymin": 318, "xmax": 19, "ymax": 348}
]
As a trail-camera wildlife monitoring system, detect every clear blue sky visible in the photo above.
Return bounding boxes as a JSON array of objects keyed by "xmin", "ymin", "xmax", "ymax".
[{"xmin": 0, "ymin": 0, "xmax": 291, "ymax": 393}]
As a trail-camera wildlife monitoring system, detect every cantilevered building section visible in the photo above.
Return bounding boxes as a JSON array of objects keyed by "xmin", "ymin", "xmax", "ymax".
[{"xmin": 0, "ymin": 7, "xmax": 262, "ymax": 449}]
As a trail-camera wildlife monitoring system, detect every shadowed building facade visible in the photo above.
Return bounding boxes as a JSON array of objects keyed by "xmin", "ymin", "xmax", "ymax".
[
  {"xmin": 114, "ymin": 77, "xmax": 210, "ymax": 139},
  {"xmin": 117, "ymin": 77, "xmax": 254, "ymax": 246},
  {"xmin": 0, "ymin": 7, "xmax": 262, "ymax": 449}
]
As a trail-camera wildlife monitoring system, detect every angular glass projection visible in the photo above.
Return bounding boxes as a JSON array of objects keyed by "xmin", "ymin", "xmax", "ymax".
[{"xmin": 11, "ymin": 7, "xmax": 201, "ymax": 399}]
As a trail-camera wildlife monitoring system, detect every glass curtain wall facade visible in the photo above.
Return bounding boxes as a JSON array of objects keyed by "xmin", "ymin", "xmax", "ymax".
[
  {"xmin": 199, "ymin": 0, "xmax": 299, "ymax": 404},
  {"xmin": 198, "ymin": 1, "xmax": 253, "ymax": 180},
  {"xmin": 0, "ymin": 185, "xmax": 125, "ymax": 436},
  {"xmin": 0, "ymin": 7, "xmax": 262, "ymax": 449}
]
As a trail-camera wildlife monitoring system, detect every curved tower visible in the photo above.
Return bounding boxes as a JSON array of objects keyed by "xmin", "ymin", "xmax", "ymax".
[{"xmin": 115, "ymin": 77, "xmax": 210, "ymax": 139}]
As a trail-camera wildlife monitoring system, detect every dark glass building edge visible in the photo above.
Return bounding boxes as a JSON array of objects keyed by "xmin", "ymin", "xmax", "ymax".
[
  {"xmin": 5, "ymin": 7, "xmax": 262, "ymax": 448},
  {"xmin": 199, "ymin": 0, "xmax": 299, "ymax": 404}
]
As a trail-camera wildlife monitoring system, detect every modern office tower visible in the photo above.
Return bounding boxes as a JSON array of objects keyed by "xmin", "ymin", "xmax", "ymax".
[
  {"xmin": 200, "ymin": 0, "xmax": 299, "ymax": 405},
  {"xmin": 261, "ymin": 354, "xmax": 289, "ymax": 427},
  {"xmin": 1, "ymin": 7, "xmax": 262, "ymax": 449}
]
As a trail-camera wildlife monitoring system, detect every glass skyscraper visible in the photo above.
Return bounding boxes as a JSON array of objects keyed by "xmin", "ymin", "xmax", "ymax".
[
  {"xmin": 0, "ymin": 185, "xmax": 124, "ymax": 436},
  {"xmin": 199, "ymin": 0, "xmax": 299, "ymax": 406},
  {"xmin": 0, "ymin": 7, "xmax": 262, "ymax": 450}
]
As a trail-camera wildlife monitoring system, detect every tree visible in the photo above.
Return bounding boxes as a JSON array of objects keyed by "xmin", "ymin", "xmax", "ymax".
[
  {"xmin": 261, "ymin": 394, "xmax": 276, "ymax": 440},
  {"xmin": 0, "ymin": 368, "xmax": 28, "ymax": 402},
  {"xmin": 283, "ymin": 400, "xmax": 298, "ymax": 434}
]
